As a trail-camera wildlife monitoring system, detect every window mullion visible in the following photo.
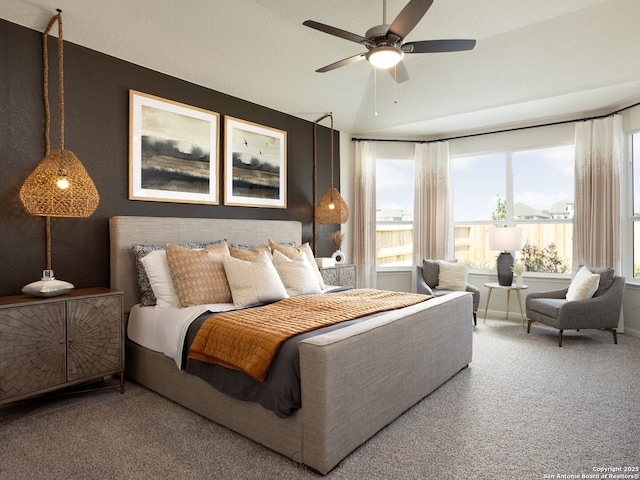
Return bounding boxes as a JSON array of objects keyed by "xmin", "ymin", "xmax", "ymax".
[{"xmin": 506, "ymin": 152, "xmax": 514, "ymax": 225}]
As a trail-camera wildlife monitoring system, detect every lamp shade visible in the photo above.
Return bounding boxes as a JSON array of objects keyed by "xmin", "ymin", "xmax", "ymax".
[
  {"xmin": 19, "ymin": 149, "xmax": 100, "ymax": 218},
  {"xmin": 316, "ymin": 187, "xmax": 349, "ymax": 224},
  {"xmin": 489, "ymin": 227, "xmax": 522, "ymax": 252}
]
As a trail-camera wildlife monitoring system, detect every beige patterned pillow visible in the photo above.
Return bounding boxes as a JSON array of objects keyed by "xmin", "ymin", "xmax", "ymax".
[
  {"xmin": 272, "ymin": 250, "xmax": 322, "ymax": 297},
  {"xmin": 229, "ymin": 244, "xmax": 271, "ymax": 262},
  {"xmin": 436, "ymin": 261, "xmax": 468, "ymax": 291},
  {"xmin": 165, "ymin": 242, "xmax": 232, "ymax": 307},
  {"xmin": 223, "ymin": 251, "xmax": 288, "ymax": 307},
  {"xmin": 269, "ymin": 240, "xmax": 325, "ymax": 290}
]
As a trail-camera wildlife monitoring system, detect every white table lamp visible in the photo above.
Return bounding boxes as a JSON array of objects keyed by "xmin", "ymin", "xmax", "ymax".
[{"xmin": 489, "ymin": 227, "xmax": 522, "ymax": 286}]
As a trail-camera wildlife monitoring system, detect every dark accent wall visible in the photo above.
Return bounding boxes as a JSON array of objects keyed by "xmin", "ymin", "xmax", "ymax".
[{"xmin": 0, "ymin": 19, "xmax": 339, "ymax": 297}]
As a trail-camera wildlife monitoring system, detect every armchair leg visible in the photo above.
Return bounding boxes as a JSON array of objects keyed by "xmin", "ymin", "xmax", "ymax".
[
  {"xmin": 527, "ymin": 319, "xmax": 535, "ymax": 333},
  {"xmin": 473, "ymin": 311, "xmax": 477, "ymax": 326},
  {"xmin": 558, "ymin": 330, "xmax": 563, "ymax": 347},
  {"xmin": 605, "ymin": 328, "xmax": 618, "ymax": 344}
]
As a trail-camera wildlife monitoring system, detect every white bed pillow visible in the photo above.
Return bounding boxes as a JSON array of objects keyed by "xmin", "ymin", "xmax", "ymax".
[
  {"xmin": 269, "ymin": 240, "xmax": 326, "ymax": 290},
  {"xmin": 223, "ymin": 251, "xmax": 288, "ymax": 307},
  {"xmin": 272, "ymin": 250, "xmax": 322, "ymax": 297},
  {"xmin": 436, "ymin": 261, "xmax": 468, "ymax": 291},
  {"xmin": 140, "ymin": 249, "xmax": 181, "ymax": 309},
  {"xmin": 566, "ymin": 266, "xmax": 601, "ymax": 301}
]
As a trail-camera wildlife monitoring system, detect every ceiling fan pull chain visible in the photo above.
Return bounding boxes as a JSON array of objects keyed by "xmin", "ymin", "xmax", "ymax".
[{"xmin": 374, "ymin": 69, "xmax": 378, "ymax": 116}]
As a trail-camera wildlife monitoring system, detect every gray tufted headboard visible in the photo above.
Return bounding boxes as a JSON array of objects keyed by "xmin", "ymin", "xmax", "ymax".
[{"xmin": 109, "ymin": 216, "xmax": 302, "ymax": 313}]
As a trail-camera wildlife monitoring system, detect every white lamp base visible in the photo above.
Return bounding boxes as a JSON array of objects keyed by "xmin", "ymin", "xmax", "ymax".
[{"xmin": 22, "ymin": 270, "xmax": 74, "ymax": 297}]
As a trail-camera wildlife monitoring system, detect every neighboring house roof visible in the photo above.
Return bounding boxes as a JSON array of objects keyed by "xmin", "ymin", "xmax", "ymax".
[
  {"xmin": 514, "ymin": 203, "xmax": 549, "ymax": 219},
  {"xmin": 549, "ymin": 197, "xmax": 574, "ymax": 217}
]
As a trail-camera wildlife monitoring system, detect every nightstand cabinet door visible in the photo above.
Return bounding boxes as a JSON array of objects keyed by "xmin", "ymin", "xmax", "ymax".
[
  {"xmin": 0, "ymin": 302, "xmax": 67, "ymax": 401},
  {"xmin": 0, "ymin": 288, "xmax": 123, "ymax": 405},
  {"xmin": 66, "ymin": 295, "xmax": 123, "ymax": 382},
  {"xmin": 320, "ymin": 264, "xmax": 357, "ymax": 288}
]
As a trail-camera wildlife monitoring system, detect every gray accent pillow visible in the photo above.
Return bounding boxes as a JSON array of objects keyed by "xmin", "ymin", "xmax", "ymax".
[
  {"xmin": 422, "ymin": 259, "xmax": 440, "ymax": 288},
  {"xmin": 586, "ymin": 266, "xmax": 615, "ymax": 297}
]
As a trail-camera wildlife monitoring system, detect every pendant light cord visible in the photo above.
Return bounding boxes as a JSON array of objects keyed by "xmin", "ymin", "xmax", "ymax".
[
  {"xmin": 43, "ymin": 10, "xmax": 64, "ymax": 156},
  {"xmin": 42, "ymin": 10, "xmax": 64, "ymax": 270}
]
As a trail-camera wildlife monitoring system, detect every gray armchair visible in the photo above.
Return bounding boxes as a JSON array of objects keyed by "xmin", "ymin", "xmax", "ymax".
[
  {"xmin": 416, "ymin": 259, "xmax": 480, "ymax": 325},
  {"xmin": 526, "ymin": 267, "xmax": 625, "ymax": 347}
]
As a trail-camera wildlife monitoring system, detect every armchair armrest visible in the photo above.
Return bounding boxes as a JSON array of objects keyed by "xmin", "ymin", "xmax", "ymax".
[
  {"xmin": 416, "ymin": 265, "xmax": 434, "ymax": 295},
  {"xmin": 465, "ymin": 284, "xmax": 480, "ymax": 296}
]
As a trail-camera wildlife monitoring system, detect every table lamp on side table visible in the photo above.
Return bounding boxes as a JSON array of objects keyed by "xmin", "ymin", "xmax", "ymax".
[{"xmin": 489, "ymin": 227, "xmax": 522, "ymax": 287}]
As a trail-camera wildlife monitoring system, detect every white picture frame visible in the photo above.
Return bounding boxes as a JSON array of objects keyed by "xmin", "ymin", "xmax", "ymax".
[{"xmin": 129, "ymin": 90, "xmax": 220, "ymax": 204}]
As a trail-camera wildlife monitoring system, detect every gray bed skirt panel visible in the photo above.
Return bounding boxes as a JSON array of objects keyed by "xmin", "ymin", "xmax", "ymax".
[{"xmin": 125, "ymin": 340, "xmax": 304, "ymax": 462}]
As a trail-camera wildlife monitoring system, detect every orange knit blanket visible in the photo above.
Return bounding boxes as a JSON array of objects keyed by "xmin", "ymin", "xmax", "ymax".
[{"xmin": 188, "ymin": 289, "xmax": 431, "ymax": 381}]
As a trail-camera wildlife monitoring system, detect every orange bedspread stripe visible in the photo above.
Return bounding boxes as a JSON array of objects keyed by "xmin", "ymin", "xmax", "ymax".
[{"xmin": 187, "ymin": 289, "xmax": 431, "ymax": 381}]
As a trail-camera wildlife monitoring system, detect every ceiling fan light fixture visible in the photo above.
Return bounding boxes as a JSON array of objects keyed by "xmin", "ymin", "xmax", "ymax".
[{"xmin": 366, "ymin": 46, "xmax": 404, "ymax": 69}]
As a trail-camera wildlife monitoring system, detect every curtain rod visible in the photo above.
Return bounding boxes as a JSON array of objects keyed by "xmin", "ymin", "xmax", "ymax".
[{"xmin": 351, "ymin": 99, "xmax": 640, "ymax": 144}]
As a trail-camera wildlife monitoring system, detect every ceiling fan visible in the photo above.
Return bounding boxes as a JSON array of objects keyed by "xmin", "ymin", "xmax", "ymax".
[{"xmin": 303, "ymin": 0, "xmax": 476, "ymax": 82}]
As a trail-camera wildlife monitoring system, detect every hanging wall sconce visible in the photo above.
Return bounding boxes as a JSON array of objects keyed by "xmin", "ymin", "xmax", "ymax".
[
  {"xmin": 313, "ymin": 113, "xmax": 349, "ymax": 253},
  {"xmin": 19, "ymin": 10, "xmax": 100, "ymax": 296}
]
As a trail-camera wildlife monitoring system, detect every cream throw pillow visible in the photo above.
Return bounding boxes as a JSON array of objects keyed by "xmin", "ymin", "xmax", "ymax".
[
  {"xmin": 269, "ymin": 240, "xmax": 326, "ymax": 290},
  {"xmin": 436, "ymin": 261, "xmax": 469, "ymax": 291},
  {"xmin": 272, "ymin": 250, "xmax": 322, "ymax": 297},
  {"xmin": 223, "ymin": 251, "xmax": 288, "ymax": 307},
  {"xmin": 566, "ymin": 266, "xmax": 600, "ymax": 301},
  {"xmin": 165, "ymin": 242, "xmax": 232, "ymax": 307},
  {"xmin": 140, "ymin": 249, "xmax": 181, "ymax": 309}
]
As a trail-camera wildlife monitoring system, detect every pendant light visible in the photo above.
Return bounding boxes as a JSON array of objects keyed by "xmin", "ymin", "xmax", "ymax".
[
  {"xmin": 313, "ymin": 113, "xmax": 349, "ymax": 252},
  {"xmin": 19, "ymin": 10, "xmax": 100, "ymax": 296}
]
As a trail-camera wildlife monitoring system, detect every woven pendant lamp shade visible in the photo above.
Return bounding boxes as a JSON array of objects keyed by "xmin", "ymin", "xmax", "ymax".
[
  {"xmin": 20, "ymin": 149, "xmax": 99, "ymax": 217},
  {"xmin": 316, "ymin": 187, "xmax": 349, "ymax": 224},
  {"xmin": 20, "ymin": 10, "xmax": 99, "ymax": 219}
]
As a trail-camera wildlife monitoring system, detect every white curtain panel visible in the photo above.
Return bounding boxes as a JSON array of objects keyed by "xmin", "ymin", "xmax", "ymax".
[
  {"xmin": 354, "ymin": 141, "xmax": 377, "ymax": 288},
  {"xmin": 412, "ymin": 141, "xmax": 451, "ymax": 268},
  {"xmin": 574, "ymin": 115, "xmax": 623, "ymax": 330}
]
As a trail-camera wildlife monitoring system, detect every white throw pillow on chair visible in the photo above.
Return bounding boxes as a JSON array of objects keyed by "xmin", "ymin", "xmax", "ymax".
[
  {"xmin": 436, "ymin": 261, "xmax": 468, "ymax": 291},
  {"xmin": 566, "ymin": 265, "xmax": 600, "ymax": 301}
]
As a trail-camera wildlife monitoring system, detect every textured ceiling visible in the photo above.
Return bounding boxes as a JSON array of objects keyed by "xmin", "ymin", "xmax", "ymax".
[{"xmin": 3, "ymin": 0, "xmax": 640, "ymax": 138}]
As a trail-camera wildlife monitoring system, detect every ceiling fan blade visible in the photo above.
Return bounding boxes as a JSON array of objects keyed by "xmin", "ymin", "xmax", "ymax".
[
  {"xmin": 316, "ymin": 53, "xmax": 367, "ymax": 73},
  {"xmin": 402, "ymin": 39, "xmax": 476, "ymax": 53},
  {"xmin": 387, "ymin": 0, "xmax": 434, "ymax": 41},
  {"xmin": 303, "ymin": 20, "xmax": 369, "ymax": 45},
  {"xmin": 387, "ymin": 61, "xmax": 409, "ymax": 83}
]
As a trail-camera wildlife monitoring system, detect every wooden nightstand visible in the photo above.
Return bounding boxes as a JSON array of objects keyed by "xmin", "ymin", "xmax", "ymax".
[
  {"xmin": 319, "ymin": 264, "xmax": 357, "ymax": 288},
  {"xmin": 0, "ymin": 287, "xmax": 124, "ymax": 406}
]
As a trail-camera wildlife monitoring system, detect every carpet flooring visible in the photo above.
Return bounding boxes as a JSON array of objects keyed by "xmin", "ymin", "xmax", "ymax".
[{"xmin": 1, "ymin": 318, "xmax": 639, "ymax": 480}]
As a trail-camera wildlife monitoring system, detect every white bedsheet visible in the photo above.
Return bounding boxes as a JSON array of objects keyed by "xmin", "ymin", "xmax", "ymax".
[{"xmin": 127, "ymin": 303, "xmax": 237, "ymax": 367}]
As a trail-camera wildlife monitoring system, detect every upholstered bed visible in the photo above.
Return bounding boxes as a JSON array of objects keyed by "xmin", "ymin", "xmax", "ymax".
[{"xmin": 109, "ymin": 215, "xmax": 473, "ymax": 474}]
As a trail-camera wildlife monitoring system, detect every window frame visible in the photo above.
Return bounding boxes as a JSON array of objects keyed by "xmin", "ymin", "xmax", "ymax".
[
  {"xmin": 451, "ymin": 144, "xmax": 575, "ymax": 275},
  {"xmin": 374, "ymin": 149, "xmax": 416, "ymax": 271}
]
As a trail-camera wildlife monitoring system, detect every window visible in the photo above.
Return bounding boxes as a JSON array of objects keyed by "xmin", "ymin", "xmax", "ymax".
[
  {"xmin": 631, "ymin": 132, "xmax": 640, "ymax": 278},
  {"xmin": 375, "ymin": 158, "xmax": 415, "ymax": 267},
  {"xmin": 453, "ymin": 145, "xmax": 574, "ymax": 273}
]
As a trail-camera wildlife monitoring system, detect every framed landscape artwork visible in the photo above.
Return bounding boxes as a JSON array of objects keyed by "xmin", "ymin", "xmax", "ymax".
[
  {"xmin": 129, "ymin": 90, "xmax": 220, "ymax": 204},
  {"xmin": 224, "ymin": 116, "xmax": 287, "ymax": 208}
]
